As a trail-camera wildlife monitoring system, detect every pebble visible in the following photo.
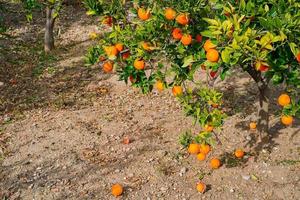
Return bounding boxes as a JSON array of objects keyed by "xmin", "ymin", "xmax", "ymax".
[
  {"xmin": 179, "ymin": 167, "xmax": 187, "ymax": 176},
  {"xmin": 246, "ymin": 136, "xmax": 252, "ymax": 141},
  {"xmin": 0, "ymin": 82, "xmax": 4, "ymax": 87},
  {"xmin": 160, "ymin": 186, "xmax": 168, "ymax": 192},
  {"xmin": 242, "ymin": 175, "xmax": 250, "ymax": 180},
  {"xmin": 230, "ymin": 188, "xmax": 235, "ymax": 193}
]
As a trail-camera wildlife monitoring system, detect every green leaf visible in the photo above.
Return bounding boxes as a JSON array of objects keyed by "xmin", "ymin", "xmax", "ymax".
[
  {"xmin": 221, "ymin": 48, "xmax": 231, "ymax": 63},
  {"xmin": 203, "ymin": 18, "xmax": 219, "ymax": 26},
  {"xmin": 182, "ymin": 55, "xmax": 194, "ymax": 68},
  {"xmin": 200, "ymin": 30, "xmax": 214, "ymax": 38}
]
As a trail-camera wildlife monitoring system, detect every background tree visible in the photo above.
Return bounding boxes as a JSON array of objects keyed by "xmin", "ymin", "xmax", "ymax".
[{"xmin": 22, "ymin": 0, "xmax": 63, "ymax": 52}]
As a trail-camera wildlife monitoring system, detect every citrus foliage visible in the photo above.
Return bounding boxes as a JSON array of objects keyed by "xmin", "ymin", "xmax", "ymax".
[{"xmin": 84, "ymin": 0, "xmax": 300, "ymax": 145}]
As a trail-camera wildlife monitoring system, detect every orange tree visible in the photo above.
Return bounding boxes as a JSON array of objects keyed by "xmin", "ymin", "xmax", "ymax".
[{"xmin": 84, "ymin": 0, "xmax": 300, "ymax": 143}]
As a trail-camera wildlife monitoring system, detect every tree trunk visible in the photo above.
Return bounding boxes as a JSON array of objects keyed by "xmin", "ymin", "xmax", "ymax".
[
  {"xmin": 244, "ymin": 65, "xmax": 271, "ymax": 142},
  {"xmin": 257, "ymin": 82, "xmax": 270, "ymax": 141},
  {"xmin": 44, "ymin": 6, "xmax": 56, "ymax": 52}
]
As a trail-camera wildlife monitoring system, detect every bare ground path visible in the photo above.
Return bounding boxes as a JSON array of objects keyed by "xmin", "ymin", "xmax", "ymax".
[{"xmin": 1, "ymin": 3, "xmax": 300, "ymax": 200}]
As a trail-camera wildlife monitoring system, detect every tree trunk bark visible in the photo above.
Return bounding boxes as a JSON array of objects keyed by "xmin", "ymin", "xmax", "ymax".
[
  {"xmin": 257, "ymin": 82, "xmax": 270, "ymax": 141},
  {"xmin": 44, "ymin": 6, "xmax": 56, "ymax": 52}
]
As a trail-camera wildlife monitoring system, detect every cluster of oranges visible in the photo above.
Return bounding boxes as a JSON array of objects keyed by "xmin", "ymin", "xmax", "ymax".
[
  {"xmin": 204, "ymin": 40, "xmax": 219, "ymax": 63},
  {"xmin": 165, "ymin": 8, "xmax": 202, "ymax": 47},
  {"xmin": 278, "ymin": 94, "xmax": 293, "ymax": 126},
  {"xmin": 101, "ymin": 43, "xmax": 130, "ymax": 73},
  {"xmin": 187, "ymin": 142, "xmax": 245, "ymax": 193}
]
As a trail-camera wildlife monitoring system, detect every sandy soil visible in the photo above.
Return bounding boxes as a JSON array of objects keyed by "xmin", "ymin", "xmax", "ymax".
[{"xmin": 1, "ymin": 2, "xmax": 299, "ymax": 200}]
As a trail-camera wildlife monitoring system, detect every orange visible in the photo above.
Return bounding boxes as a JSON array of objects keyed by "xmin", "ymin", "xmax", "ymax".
[
  {"xmin": 98, "ymin": 56, "xmax": 106, "ymax": 62},
  {"xmin": 278, "ymin": 94, "xmax": 291, "ymax": 107},
  {"xmin": 141, "ymin": 41, "xmax": 152, "ymax": 51},
  {"xmin": 138, "ymin": 8, "xmax": 151, "ymax": 21},
  {"xmin": 134, "ymin": 58, "xmax": 145, "ymax": 70},
  {"xmin": 210, "ymin": 158, "xmax": 221, "ymax": 169},
  {"xmin": 122, "ymin": 51, "xmax": 130, "ymax": 60},
  {"xmin": 176, "ymin": 13, "xmax": 189, "ymax": 25},
  {"xmin": 255, "ymin": 61, "xmax": 269, "ymax": 72},
  {"xmin": 199, "ymin": 144, "xmax": 211, "ymax": 155},
  {"xmin": 249, "ymin": 122, "xmax": 257, "ymax": 130},
  {"xmin": 210, "ymin": 71, "xmax": 217, "ymax": 78},
  {"xmin": 111, "ymin": 183, "xmax": 123, "ymax": 197},
  {"xmin": 123, "ymin": 136, "xmax": 130, "ymax": 144},
  {"xmin": 203, "ymin": 40, "xmax": 216, "ymax": 52},
  {"xmin": 188, "ymin": 143, "xmax": 200, "ymax": 154},
  {"xmin": 281, "ymin": 115, "xmax": 293, "ymax": 126},
  {"xmin": 155, "ymin": 80, "xmax": 164, "ymax": 92},
  {"xmin": 172, "ymin": 85, "xmax": 183, "ymax": 96},
  {"xmin": 103, "ymin": 61, "xmax": 113, "ymax": 73},
  {"xmin": 196, "ymin": 34, "xmax": 202, "ymax": 43},
  {"xmin": 104, "ymin": 46, "xmax": 118, "ymax": 56},
  {"xmin": 235, "ymin": 149, "xmax": 245, "ymax": 159},
  {"xmin": 172, "ymin": 28, "xmax": 183, "ymax": 40},
  {"xmin": 197, "ymin": 152, "xmax": 206, "ymax": 161},
  {"xmin": 296, "ymin": 52, "xmax": 300, "ymax": 63},
  {"xmin": 102, "ymin": 16, "xmax": 113, "ymax": 26},
  {"xmin": 165, "ymin": 8, "xmax": 176, "ymax": 20},
  {"xmin": 196, "ymin": 182, "xmax": 206, "ymax": 193},
  {"xmin": 181, "ymin": 34, "xmax": 192, "ymax": 46},
  {"xmin": 115, "ymin": 43, "xmax": 124, "ymax": 52},
  {"xmin": 206, "ymin": 49, "xmax": 219, "ymax": 62},
  {"xmin": 204, "ymin": 124, "xmax": 213, "ymax": 132},
  {"xmin": 129, "ymin": 75, "xmax": 136, "ymax": 83}
]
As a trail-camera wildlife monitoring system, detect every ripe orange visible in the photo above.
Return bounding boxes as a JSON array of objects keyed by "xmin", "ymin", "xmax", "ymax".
[
  {"xmin": 278, "ymin": 94, "xmax": 291, "ymax": 107},
  {"xmin": 196, "ymin": 34, "xmax": 202, "ymax": 43},
  {"xmin": 281, "ymin": 115, "xmax": 293, "ymax": 126},
  {"xmin": 197, "ymin": 152, "xmax": 206, "ymax": 161},
  {"xmin": 111, "ymin": 183, "xmax": 123, "ymax": 197},
  {"xmin": 172, "ymin": 28, "xmax": 183, "ymax": 40},
  {"xmin": 203, "ymin": 40, "xmax": 216, "ymax": 52},
  {"xmin": 176, "ymin": 13, "xmax": 189, "ymax": 25},
  {"xmin": 188, "ymin": 143, "xmax": 200, "ymax": 154},
  {"xmin": 196, "ymin": 182, "xmax": 206, "ymax": 193},
  {"xmin": 296, "ymin": 52, "xmax": 300, "ymax": 63},
  {"xmin": 165, "ymin": 8, "xmax": 176, "ymax": 20},
  {"xmin": 172, "ymin": 85, "xmax": 183, "ymax": 96},
  {"xmin": 210, "ymin": 158, "xmax": 221, "ymax": 169},
  {"xmin": 104, "ymin": 46, "xmax": 118, "ymax": 56},
  {"xmin": 155, "ymin": 80, "xmax": 164, "ymax": 92},
  {"xmin": 103, "ymin": 61, "xmax": 113, "ymax": 73},
  {"xmin": 115, "ymin": 43, "xmax": 124, "ymax": 52},
  {"xmin": 181, "ymin": 34, "xmax": 192, "ymax": 46},
  {"xmin": 134, "ymin": 58, "xmax": 145, "ymax": 70},
  {"xmin": 102, "ymin": 16, "xmax": 113, "ymax": 26},
  {"xmin": 255, "ymin": 61, "xmax": 269, "ymax": 72},
  {"xmin": 249, "ymin": 122, "xmax": 257, "ymax": 130},
  {"xmin": 199, "ymin": 144, "xmax": 211, "ymax": 155},
  {"xmin": 204, "ymin": 124, "xmax": 213, "ymax": 132},
  {"xmin": 123, "ymin": 136, "xmax": 130, "ymax": 144},
  {"xmin": 129, "ymin": 75, "xmax": 136, "ymax": 83},
  {"xmin": 234, "ymin": 149, "xmax": 245, "ymax": 159},
  {"xmin": 141, "ymin": 41, "xmax": 152, "ymax": 51},
  {"xmin": 122, "ymin": 51, "xmax": 130, "ymax": 60},
  {"xmin": 138, "ymin": 8, "xmax": 151, "ymax": 21},
  {"xmin": 210, "ymin": 71, "xmax": 217, "ymax": 78},
  {"xmin": 206, "ymin": 49, "xmax": 219, "ymax": 62},
  {"xmin": 98, "ymin": 56, "xmax": 106, "ymax": 62}
]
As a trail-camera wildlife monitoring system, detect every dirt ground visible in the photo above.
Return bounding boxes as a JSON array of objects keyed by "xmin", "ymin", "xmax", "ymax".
[{"xmin": 1, "ymin": 3, "xmax": 300, "ymax": 200}]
